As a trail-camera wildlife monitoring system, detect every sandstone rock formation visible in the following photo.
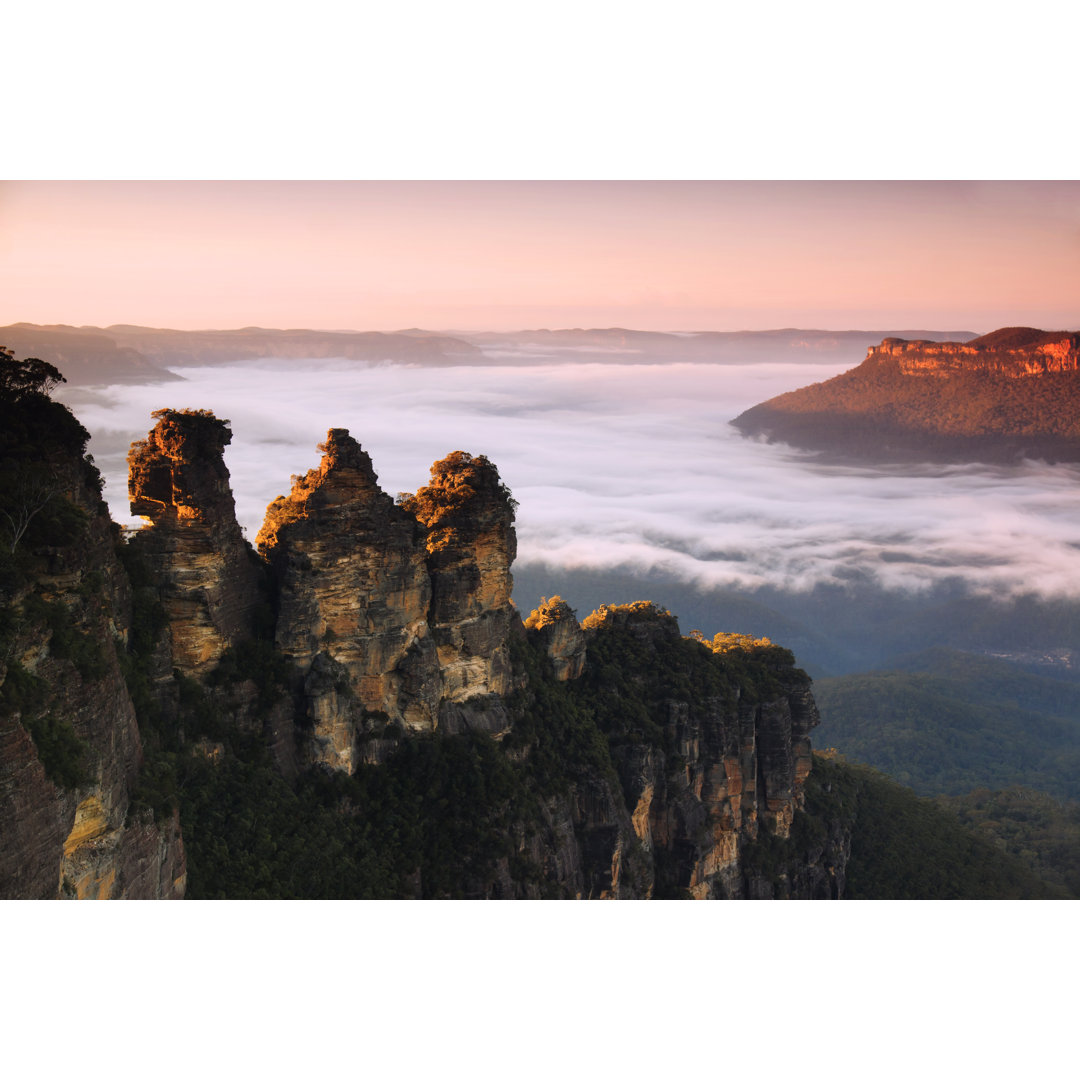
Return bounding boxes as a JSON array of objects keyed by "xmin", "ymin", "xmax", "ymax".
[
  {"xmin": 127, "ymin": 409, "xmax": 262, "ymax": 675},
  {"xmin": 256, "ymin": 435, "xmax": 519, "ymax": 770},
  {"xmin": 524, "ymin": 596, "xmax": 586, "ymax": 681},
  {"xmin": 257, "ymin": 429, "xmax": 439, "ymax": 770},
  {"xmin": 401, "ymin": 451, "xmax": 519, "ymax": 734},
  {"xmin": 871, "ymin": 328, "xmax": 1080, "ymax": 378},
  {"xmin": 2, "ymin": 370, "xmax": 841, "ymax": 899}
]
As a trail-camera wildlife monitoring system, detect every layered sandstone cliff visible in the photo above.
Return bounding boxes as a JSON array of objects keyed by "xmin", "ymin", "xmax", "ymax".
[
  {"xmin": 127, "ymin": 409, "xmax": 262, "ymax": 676},
  {"xmin": 870, "ymin": 328, "xmax": 1080, "ymax": 378}
]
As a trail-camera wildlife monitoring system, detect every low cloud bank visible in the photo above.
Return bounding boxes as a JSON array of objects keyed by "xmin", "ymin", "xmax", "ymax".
[{"xmin": 60, "ymin": 359, "xmax": 1080, "ymax": 600}]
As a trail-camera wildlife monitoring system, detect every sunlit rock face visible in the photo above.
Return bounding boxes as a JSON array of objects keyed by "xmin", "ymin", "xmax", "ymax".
[
  {"xmin": 255, "ymin": 438, "xmax": 521, "ymax": 770},
  {"xmin": 872, "ymin": 328, "xmax": 1080, "ymax": 378},
  {"xmin": 733, "ymin": 326, "xmax": 1080, "ymax": 464},
  {"xmin": 524, "ymin": 596, "xmax": 586, "ymax": 681},
  {"xmin": 127, "ymin": 409, "xmax": 262, "ymax": 676},
  {"xmin": 257, "ymin": 430, "xmax": 440, "ymax": 770},
  {"xmin": 401, "ymin": 452, "xmax": 519, "ymax": 735}
]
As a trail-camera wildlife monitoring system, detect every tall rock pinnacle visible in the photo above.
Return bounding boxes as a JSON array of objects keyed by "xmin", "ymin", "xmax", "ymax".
[
  {"xmin": 401, "ymin": 451, "xmax": 519, "ymax": 731},
  {"xmin": 257, "ymin": 429, "xmax": 440, "ymax": 770},
  {"xmin": 127, "ymin": 408, "xmax": 262, "ymax": 675}
]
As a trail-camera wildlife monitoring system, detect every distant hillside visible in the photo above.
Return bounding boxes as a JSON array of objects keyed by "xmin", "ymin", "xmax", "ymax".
[
  {"xmin": 732, "ymin": 327, "xmax": 1080, "ymax": 463},
  {"xmin": 102, "ymin": 324, "xmax": 483, "ymax": 367},
  {"xmin": 0, "ymin": 324, "xmax": 181, "ymax": 385},
  {"xmin": 813, "ymin": 648, "xmax": 1080, "ymax": 799},
  {"xmin": 935, "ymin": 787, "xmax": 1080, "ymax": 898}
]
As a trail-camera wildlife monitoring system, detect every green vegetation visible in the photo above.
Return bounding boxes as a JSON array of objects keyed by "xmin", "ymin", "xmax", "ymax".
[
  {"xmin": 0, "ymin": 661, "xmax": 47, "ymax": 718},
  {"xmin": 833, "ymin": 756, "xmax": 1068, "ymax": 899},
  {"xmin": 22, "ymin": 713, "xmax": 90, "ymax": 789},
  {"xmin": 813, "ymin": 649, "xmax": 1080, "ymax": 799},
  {"xmin": 19, "ymin": 593, "xmax": 107, "ymax": 682},
  {"xmin": 745, "ymin": 752, "xmax": 1069, "ymax": 899},
  {"xmin": 936, "ymin": 787, "xmax": 1080, "ymax": 898},
  {"xmin": 0, "ymin": 662, "xmax": 90, "ymax": 789},
  {"xmin": 0, "ymin": 347, "xmax": 94, "ymax": 567}
]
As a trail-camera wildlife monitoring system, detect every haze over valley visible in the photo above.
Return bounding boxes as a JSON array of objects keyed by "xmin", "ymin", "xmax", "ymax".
[{"xmin": 62, "ymin": 342, "xmax": 1080, "ymax": 615}]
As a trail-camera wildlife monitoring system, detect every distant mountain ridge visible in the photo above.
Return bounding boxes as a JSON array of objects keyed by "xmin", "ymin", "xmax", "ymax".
[
  {"xmin": 732, "ymin": 326, "xmax": 1080, "ymax": 463},
  {"xmin": 3, "ymin": 322, "xmax": 979, "ymax": 384}
]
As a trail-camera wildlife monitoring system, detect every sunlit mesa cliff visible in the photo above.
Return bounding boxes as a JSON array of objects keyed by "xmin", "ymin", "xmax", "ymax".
[
  {"xmin": 870, "ymin": 327, "xmax": 1080, "ymax": 377},
  {"xmin": 732, "ymin": 327, "xmax": 1080, "ymax": 464}
]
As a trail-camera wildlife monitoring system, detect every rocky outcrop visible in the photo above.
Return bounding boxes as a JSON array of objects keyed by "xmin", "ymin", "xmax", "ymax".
[
  {"xmin": 255, "ymin": 437, "xmax": 521, "ymax": 771},
  {"xmin": 524, "ymin": 596, "xmax": 586, "ymax": 681},
  {"xmin": 127, "ymin": 409, "xmax": 262, "ymax": 676},
  {"xmin": 559, "ymin": 605, "xmax": 822, "ymax": 898}
]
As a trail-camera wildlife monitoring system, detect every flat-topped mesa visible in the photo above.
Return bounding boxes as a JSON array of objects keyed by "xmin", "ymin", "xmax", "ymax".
[
  {"xmin": 870, "ymin": 328, "xmax": 1080, "ymax": 378},
  {"xmin": 400, "ymin": 451, "xmax": 518, "ymax": 734},
  {"xmin": 257, "ymin": 430, "xmax": 440, "ymax": 770},
  {"xmin": 127, "ymin": 409, "xmax": 261, "ymax": 675}
]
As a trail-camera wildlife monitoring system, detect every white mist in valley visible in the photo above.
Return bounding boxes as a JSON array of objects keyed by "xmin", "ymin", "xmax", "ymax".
[{"xmin": 60, "ymin": 358, "xmax": 1080, "ymax": 601}]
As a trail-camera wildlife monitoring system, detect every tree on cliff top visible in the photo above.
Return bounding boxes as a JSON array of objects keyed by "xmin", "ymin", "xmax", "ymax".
[
  {"xmin": 0, "ymin": 348, "xmax": 90, "ymax": 559},
  {"xmin": 0, "ymin": 347, "xmax": 65, "ymax": 401}
]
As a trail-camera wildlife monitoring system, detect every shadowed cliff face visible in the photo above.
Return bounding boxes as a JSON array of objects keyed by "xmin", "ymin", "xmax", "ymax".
[
  {"xmin": 1, "ymin": 380, "xmax": 185, "ymax": 898},
  {"xmin": 127, "ymin": 409, "xmax": 262, "ymax": 675},
  {"xmin": 555, "ymin": 604, "xmax": 824, "ymax": 899}
]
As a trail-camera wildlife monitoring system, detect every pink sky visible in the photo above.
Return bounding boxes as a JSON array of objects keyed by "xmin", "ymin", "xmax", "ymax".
[{"xmin": 2, "ymin": 180, "xmax": 1078, "ymax": 333}]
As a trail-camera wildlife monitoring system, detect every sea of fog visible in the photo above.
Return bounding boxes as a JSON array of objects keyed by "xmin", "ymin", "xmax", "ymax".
[{"xmin": 58, "ymin": 359, "xmax": 1080, "ymax": 601}]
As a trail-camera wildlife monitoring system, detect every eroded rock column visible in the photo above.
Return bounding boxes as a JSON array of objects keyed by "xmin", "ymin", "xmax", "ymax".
[
  {"xmin": 401, "ymin": 451, "xmax": 518, "ymax": 735},
  {"xmin": 257, "ymin": 430, "xmax": 439, "ymax": 770},
  {"xmin": 127, "ymin": 409, "xmax": 262, "ymax": 676}
]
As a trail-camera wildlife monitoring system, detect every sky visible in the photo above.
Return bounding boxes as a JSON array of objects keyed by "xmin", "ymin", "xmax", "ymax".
[{"xmin": 3, "ymin": 180, "xmax": 1079, "ymax": 334}]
